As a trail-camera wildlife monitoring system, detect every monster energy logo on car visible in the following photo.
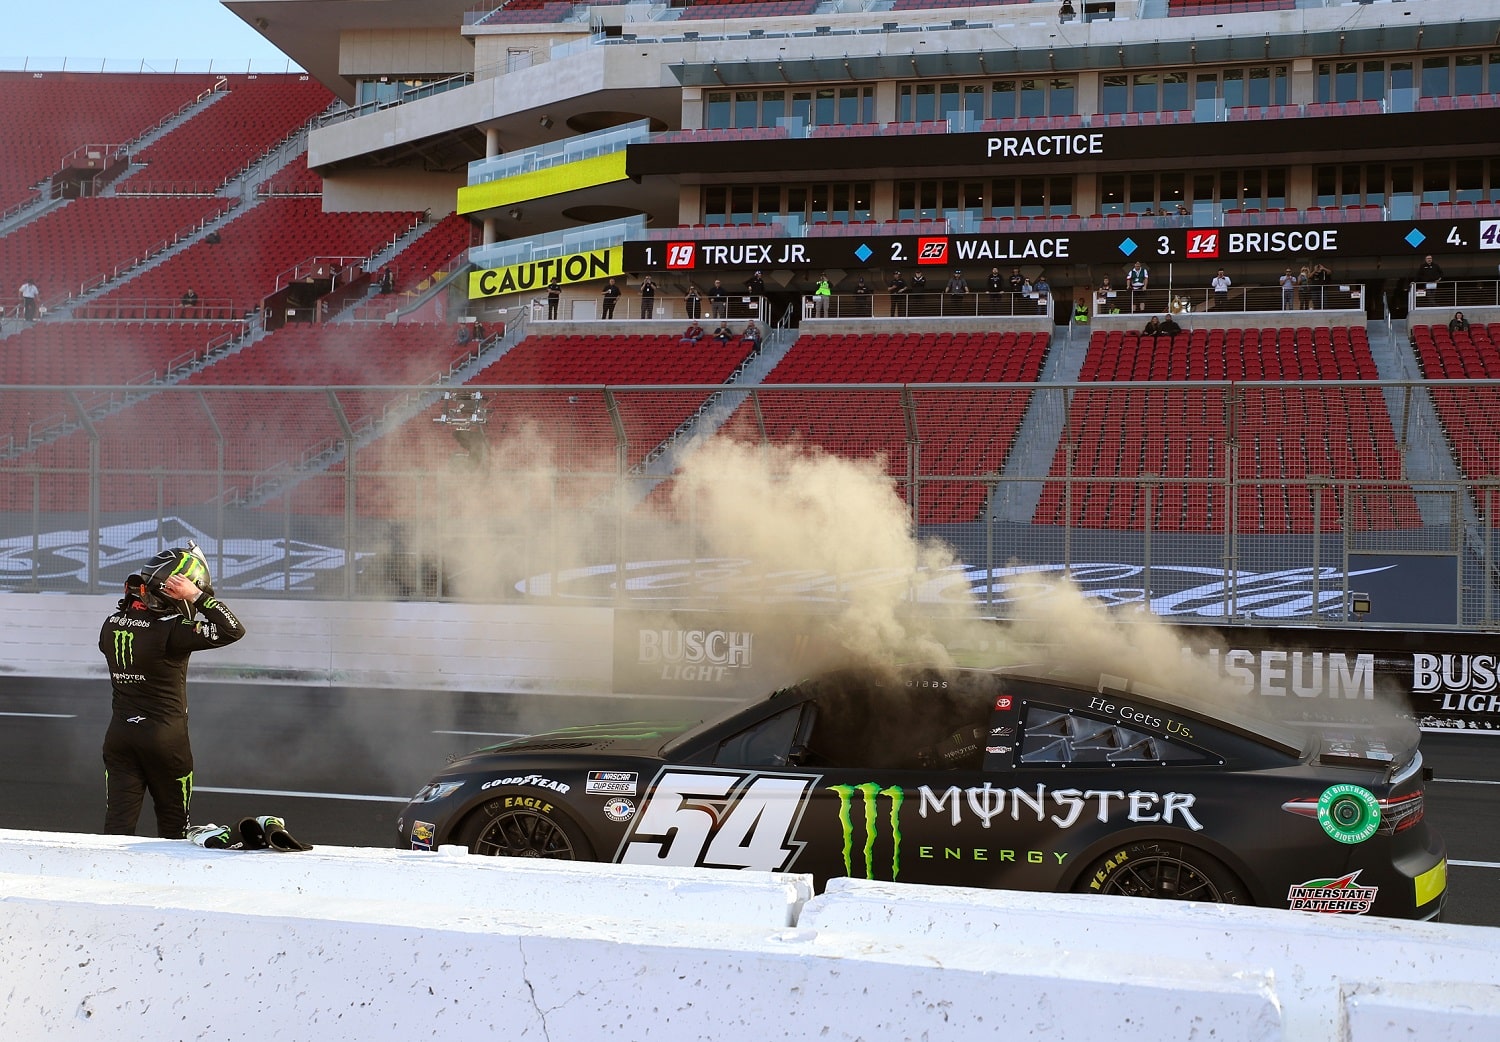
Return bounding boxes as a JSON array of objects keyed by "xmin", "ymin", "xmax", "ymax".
[
  {"xmin": 112, "ymin": 629, "xmax": 135, "ymax": 669},
  {"xmin": 829, "ymin": 783, "xmax": 905, "ymax": 879}
]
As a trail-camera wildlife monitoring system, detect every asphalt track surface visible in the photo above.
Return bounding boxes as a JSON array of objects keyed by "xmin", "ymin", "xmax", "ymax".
[{"xmin": 2, "ymin": 676, "xmax": 1496, "ymax": 928}]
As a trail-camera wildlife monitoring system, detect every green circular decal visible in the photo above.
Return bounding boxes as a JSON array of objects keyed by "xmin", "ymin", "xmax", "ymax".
[{"xmin": 1316, "ymin": 784, "xmax": 1381, "ymax": 845}]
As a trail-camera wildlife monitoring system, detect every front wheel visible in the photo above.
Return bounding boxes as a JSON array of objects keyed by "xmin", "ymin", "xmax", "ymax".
[
  {"xmin": 1076, "ymin": 840, "xmax": 1247, "ymax": 905},
  {"xmin": 456, "ymin": 793, "xmax": 595, "ymax": 860}
]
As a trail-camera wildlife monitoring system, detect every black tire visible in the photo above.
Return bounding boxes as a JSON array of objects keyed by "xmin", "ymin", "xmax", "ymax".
[
  {"xmin": 1076, "ymin": 840, "xmax": 1248, "ymax": 905},
  {"xmin": 456, "ymin": 792, "xmax": 595, "ymax": 860}
]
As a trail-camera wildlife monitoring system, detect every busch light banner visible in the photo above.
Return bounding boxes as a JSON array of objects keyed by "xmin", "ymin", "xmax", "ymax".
[{"xmin": 613, "ymin": 610, "xmax": 1500, "ymax": 732}]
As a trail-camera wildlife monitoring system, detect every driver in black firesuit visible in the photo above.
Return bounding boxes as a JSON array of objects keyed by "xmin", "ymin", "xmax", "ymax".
[{"xmin": 98, "ymin": 543, "xmax": 246, "ymax": 838}]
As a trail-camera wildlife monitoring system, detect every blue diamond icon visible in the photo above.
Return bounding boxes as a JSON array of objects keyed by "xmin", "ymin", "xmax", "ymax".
[
  {"xmin": 854, "ymin": 243, "xmax": 873, "ymax": 262},
  {"xmin": 1405, "ymin": 228, "xmax": 1426, "ymax": 248},
  {"xmin": 1119, "ymin": 237, "xmax": 1138, "ymax": 256}
]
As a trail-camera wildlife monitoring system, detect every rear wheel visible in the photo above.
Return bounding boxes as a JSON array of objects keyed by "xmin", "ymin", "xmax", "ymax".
[
  {"xmin": 1077, "ymin": 840, "xmax": 1247, "ymax": 904},
  {"xmin": 457, "ymin": 794, "xmax": 594, "ymax": 860}
]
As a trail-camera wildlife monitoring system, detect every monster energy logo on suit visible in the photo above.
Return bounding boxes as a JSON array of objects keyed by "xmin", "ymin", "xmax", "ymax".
[{"xmin": 112, "ymin": 629, "xmax": 135, "ymax": 669}]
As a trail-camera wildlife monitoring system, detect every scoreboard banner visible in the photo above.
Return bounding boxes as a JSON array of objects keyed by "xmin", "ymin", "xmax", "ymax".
[{"xmin": 624, "ymin": 219, "xmax": 1495, "ymax": 273}]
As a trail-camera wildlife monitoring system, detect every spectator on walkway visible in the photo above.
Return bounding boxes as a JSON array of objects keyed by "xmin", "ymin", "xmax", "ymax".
[
  {"xmin": 19, "ymin": 278, "xmax": 40, "ymax": 321},
  {"xmin": 945, "ymin": 270, "xmax": 970, "ymax": 312},
  {"xmin": 1297, "ymin": 265, "xmax": 1313, "ymax": 310},
  {"xmin": 639, "ymin": 275, "xmax": 657, "ymax": 319},
  {"xmin": 709, "ymin": 279, "xmax": 729, "ymax": 319},
  {"xmin": 812, "ymin": 273, "xmax": 832, "ymax": 317},
  {"xmin": 853, "ymin": 276, "xmax": 873, "ymax": 317},
  {"xmin": 1279, "ymin": 268, "xmax": 1298, "ymax": 310},
  {"xmin": 1142, "ymin": 315, "xmax": 1161, "ymax": 338},
  {"xmin": 1210, "ymin": 269, "xmax": 1231, "ymax": 310},
  {"xmin": 684, "ymin": 283, "xmax": 702, "ymax": 320},
  {"xmin": 1308, "ymin": 261, "xmax": 1332, "ymax": 307},
  {"xmin": 1416, "ymin": 254, "xmax": 1444, "ymax": 285},
  {"xmin": 546, "ymin": 278, "xmax": 561, "ymax": 320},
  {"xmin": 1126, "ymin": 260, "xmax": 1150, "ymax": 312},
  {"xmin": 887, "ymin": 271, "xmax": 908, "ymax": 316},
  {"xmin": 601, "ymin": 278, "xmax": 620, "ymax": 319}
]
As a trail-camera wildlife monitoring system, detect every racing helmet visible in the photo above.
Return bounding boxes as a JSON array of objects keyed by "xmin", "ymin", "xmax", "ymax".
[{"xmin": 128, "ymin": 542, "xmax": 211, "ymax": 615}]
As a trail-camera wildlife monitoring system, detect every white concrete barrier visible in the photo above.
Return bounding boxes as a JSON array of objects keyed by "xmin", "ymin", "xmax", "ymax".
[
  {"xmin": 1, "ymin": 830, "xmax": 1497, "ymax": 1042},
  {"xmin": 0, "ymin": 594, "xmax": 615, "ymax": 693}
]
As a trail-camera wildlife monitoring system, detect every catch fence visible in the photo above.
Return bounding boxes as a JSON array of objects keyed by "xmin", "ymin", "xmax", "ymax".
[{"xmin": 0, "ymin": 380, "xmax": 1495, "ymax": 629}]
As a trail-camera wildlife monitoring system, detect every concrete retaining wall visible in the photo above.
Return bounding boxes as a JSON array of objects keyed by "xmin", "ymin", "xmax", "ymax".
[{"xmin": 1, "ymin": 830, "xmax": 1496, "ymax": 1042}]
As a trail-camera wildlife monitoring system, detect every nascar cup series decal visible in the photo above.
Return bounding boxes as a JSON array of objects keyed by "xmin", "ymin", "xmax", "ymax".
[{"xmin": 1316, "ymin": 784, "xmax": 1382, "ymax": 844}]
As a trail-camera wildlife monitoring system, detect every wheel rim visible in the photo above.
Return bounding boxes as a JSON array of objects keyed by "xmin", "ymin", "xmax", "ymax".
[
  {"xmin": 471, "ymin": 810, "xmax": 577, "ymax": 859},
  {"xmin": 1097, "ymin": 854, "xmax": 1225, "ymax": 902}
]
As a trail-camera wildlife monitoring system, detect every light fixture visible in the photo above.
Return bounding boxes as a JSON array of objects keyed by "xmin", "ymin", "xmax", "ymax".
[
  {"xmin": 508, "ymin": 208, "xmax": 522, "ymax": 220},
  {"xmin": 539, "ymin": 116, "xmax": 554, "ymax": 129}
]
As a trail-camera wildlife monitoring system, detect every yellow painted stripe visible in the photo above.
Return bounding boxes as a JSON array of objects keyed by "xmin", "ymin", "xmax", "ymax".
[
  {"xmin": 457, "ymin": 152, "xmax": 628, "ymax": 214},
  {"xmin": 1414, "ymin": 858, "xmax": 1447, "ymax": 906}
]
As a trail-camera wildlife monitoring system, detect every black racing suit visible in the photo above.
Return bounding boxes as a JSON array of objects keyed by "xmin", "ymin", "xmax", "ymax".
[{"xmin": 99, "ymin": 592, "xmax": 246, "ymax": 837}]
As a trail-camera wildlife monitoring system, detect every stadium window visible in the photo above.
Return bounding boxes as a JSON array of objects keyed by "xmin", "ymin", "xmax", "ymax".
[
  {"xmin": 762, "ymin": 90, "xmax": 786, "ymax": 128},
  {"xmin": 938, "ymin": 82, "xmax": 962, "ymax": 120},
  {"xmin": 735, "ymin": 91, "xmax": 758, "ymax": 129},
  {"xmin": 1489, "ymin": 158, "xmax": 1500, "ymax": 200},
  {"xmin": 1192, "ymin": 173, "xmax": 1216, "ymax": 208},
  {"xmin": 913, "ymin": 83, "xmax": 937, "ymax": 122},
  {"xmin": 1222, "ymin": 69, "xmax": 1245, "ymax": 109},
  {"xmin": 1048, "ymin": 176, "xmax": 1073, "ymax": 215},
  {"xmin": 1315, "ymin": 166, "xmax": 1338, "ymax": 208},
  {"xmin": 1389, "ymin": 61, "xmax": 1414, "ymax": 93},
  {"xmin": 791, "ymin": 91, "xmax": 813, "ymax": 126},
  {"xmin": 1100, "ymin": 75, "xmax": 1128, "ymax": 114},
  {"xmin": 838, "ymin": 87, "xmax": 872, "ymax": 125},
  {"xmin": 1049, "ymin": 78, "xmax": 1076, "ymax": 116},
  {"xmin": 1333, "ymin": 62, "xmax": 1358, "ymax": 103},
  {"xmin": 1455, "ymin": 55, "xmax": 1483, "ymax": 97},
  {"xmin": 1131, "ymin": 73, "xmax": 1158, "ymax": 114},
  {"xmin": 1421, "ymin": 160, "xmax": 1451, "ymax": 204},
  {"xmin": 1194, "ymin": 74, "xmax": 1217, "ymax": 105},
  {"xmin": 1019, "ymin": 177, "xmax": 1047, "ymax": 217},
  {"xmin": 897, "ymin": 181, "xmax": 917, "ymax": 221},
  {"xmin": 1364, "ymin": 164, "xmax": 1386, "ymax": 208},
  {"xmin": 1456, "ymin": 159, "xmax": 1485, "ymax": 203},
  {"xmin": 1160, "ymin": 173, "xmax": 1185, "ymax": 209},
  {"xmin": 730, "ymin": 186, "xmax": 755, "ymax": 225},
  {"xmin": 962, "ymin": 84, "xmax": 985, "ymax": 121},
  {"xmin": 1242, "ymin": 169, "xmax": 1263, "ymax": 209},
  {"xmin": 1018, "ymin": 79, "xmax": 1046, "ymax": 118},
  {"xmin": 1490, "ymin": 54, "xmax": 1500, "ymax": 94},
  {"xmin": 757, "ymin": 186, "xmax": 780, "ymax": 225},
  {"xmin": 1342, "ymin": 165, "xmax": 1361, "ymax": 206},
  {"xmin": 786, "ymin": 187, "xmax": 808, "ymax": 223},
  {"xmin": 1246, "ymin": 67, "xmax": 1273, "ymax": 107},
  {"xmin": 1362, "ymin": 61, "xmax": 1386, "ymax": 103},
  {"xmin": 1099, "ymin": 174, "xmax": 1125, "ymax": 214},
  {"xmin": 703, "ymin": 186, "xmax": 728, "ymax": 225},
  {"xmin": 1390, "ymin": 165, "xmax": 1415, "ymax": 220},
  {"xmin": 1219, "ymin": 170, "xmax": 1241, "ymax": 207},
  {"xmin": 1421, "ymin": 56, "xmax": 1451, "ymax": 98},
  {"xmin": 1128, "ymin": 173, "xmax": 1154, "ymax": 213},
  {"xmin": 1161, "ymin": 72, "xmax": 1188, "ymax": 112},
  {"xmin": 989, "ymin": 81, "xmax": 1016, "ymax": 121},
  {"xmin": 919, "ymin": 182, "xmax": 939, "ymax": 220},
  {"xmin": 853, "ymin": 184, "xmax": 872, "ymax": 222},
  {"xmin": 989, "ymin": 177, "xmax": 1017, "ymax": 218},
  {"xmin": 706, "ymin": 92, "xmax": 732, "ymax": 130},
  {"xmin": 814, "ymin": 88, "xmax": 836, "ymax": 127}
]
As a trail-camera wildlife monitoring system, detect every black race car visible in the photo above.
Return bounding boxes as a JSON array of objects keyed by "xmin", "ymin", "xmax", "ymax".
[{"xmin": 396, "ymin": 666, "xmax": 1447, "ymax": 919}]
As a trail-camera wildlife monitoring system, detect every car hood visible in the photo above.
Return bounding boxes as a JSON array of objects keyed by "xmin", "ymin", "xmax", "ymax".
[{"xmin": 455, "ymin": 720, "xmax": 700, "ymax": 765}]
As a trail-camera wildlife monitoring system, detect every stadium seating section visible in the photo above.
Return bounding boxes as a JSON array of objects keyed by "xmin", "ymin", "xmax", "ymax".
[
  {"xmin": 0, "ymin": 71, "xmax": 218, "ymax": 211},
  {"xmin": 0, "ymin": 196, "xmax": 234, "ymax": 303},
  {"xmin": 1410, "ymin": 322, "xmax": 1500, "ymax": 508},
  {"xmin": 1034, "ymin": 327, "xmax": 1419, "ymax": 533},
  {"xmin": 709, "ymin": 331, "xmax": 1051, "ymax": 524}
]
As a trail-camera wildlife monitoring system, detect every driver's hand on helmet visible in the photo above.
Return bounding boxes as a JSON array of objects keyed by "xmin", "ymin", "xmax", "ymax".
[{"xmin": 160, "ymin": 575, "xmax": 202, "ymax": 601}]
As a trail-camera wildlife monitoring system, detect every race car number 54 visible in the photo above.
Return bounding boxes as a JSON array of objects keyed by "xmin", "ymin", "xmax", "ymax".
[{"xmin": 618, "ymin": 769, "xmax": 818, "ymax": 872}]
